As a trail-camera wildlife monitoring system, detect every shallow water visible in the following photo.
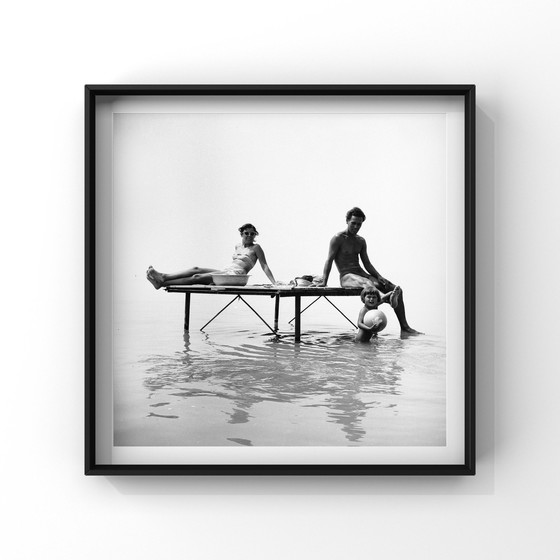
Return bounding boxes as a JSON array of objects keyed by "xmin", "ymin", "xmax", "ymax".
[{"xmin": 113, "ymin": 297, "xmax": 446, "ymax": 447}]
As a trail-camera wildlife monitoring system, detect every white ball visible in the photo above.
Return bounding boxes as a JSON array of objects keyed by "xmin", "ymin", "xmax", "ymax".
[{"xmin": 363, "ymin": 309, "xmax": 387, "ymax": 332}]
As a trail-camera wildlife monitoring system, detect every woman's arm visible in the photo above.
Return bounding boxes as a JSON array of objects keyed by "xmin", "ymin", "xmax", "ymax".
[{"xmin": 254, "ymin": 245, "xmax": 276, "ymax": 283}]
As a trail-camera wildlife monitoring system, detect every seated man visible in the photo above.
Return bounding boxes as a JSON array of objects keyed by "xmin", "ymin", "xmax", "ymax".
[{"xmin": 318, "ymin": 207, "xmax": 420, "ymax": 335}]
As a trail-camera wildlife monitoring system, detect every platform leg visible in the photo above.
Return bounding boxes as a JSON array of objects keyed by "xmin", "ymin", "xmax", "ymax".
[
  {"xmin": 237, "ymin": 297, "xmax": 276, "ymax": 334},
  {"xmin": 323, "ymin": 296, "xmax": 357, "ymax": 328},
  {"xmin": 294, "ymin": 296, "xmax": 301, "ymax": 342},
  {"xmin": 184, "ymin": 293, "xmax": 191, "ymax": 331},
  {"xmin": 274, "ymin": 295, "xmax": 280, "ymax": 332},
  {"xmin": 199, "ymin": 296, "xmax": 240, "ymax": 331},
  {"xmin": 288, "ymin": 296, "xmax": 321, "ymax": 324}
]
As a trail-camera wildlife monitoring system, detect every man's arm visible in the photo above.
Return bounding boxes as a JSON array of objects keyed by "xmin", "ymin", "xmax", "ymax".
[{"xmin": 318, "ymin": 235, "xmax": 342, "ymax": 287}]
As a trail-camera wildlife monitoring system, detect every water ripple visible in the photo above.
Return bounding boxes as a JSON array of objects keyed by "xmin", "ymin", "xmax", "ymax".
[{"xmin": 123, "ymin": 324, "xmax": 446, "ymax": 446}]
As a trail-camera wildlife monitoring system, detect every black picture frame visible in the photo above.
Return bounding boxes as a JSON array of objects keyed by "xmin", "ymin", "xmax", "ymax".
[{"xmin": 85, "ymin": 84, "xmax": 475, "ymax": 476}]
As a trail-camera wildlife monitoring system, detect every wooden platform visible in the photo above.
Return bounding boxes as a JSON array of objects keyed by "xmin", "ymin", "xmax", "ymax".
[{"xmin": 165, "ymin": 285, "xmax": 363, "ymax": 342}]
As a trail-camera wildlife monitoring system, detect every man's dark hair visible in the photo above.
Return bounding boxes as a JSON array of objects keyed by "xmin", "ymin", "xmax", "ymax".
[{"xmin": 346, "ymin": 207, "xmax": 366, "ymax": 222}]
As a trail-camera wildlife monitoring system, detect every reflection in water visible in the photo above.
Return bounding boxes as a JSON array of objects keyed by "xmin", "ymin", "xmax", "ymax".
[
  {"xmin": 228, "ymin": 407, "xmax": 252, "ymax": 425},
  {"xmin": 319, "ymin": 340, "xmax": 405, "ymax": 442},
  {"xmin": 129, "ymin": 327, "xmax": 444, "ymax": 446},
  {"xmin": 227, "ymin": 438, "xmax": 253, "ymax": 447},
  {"xmin": 147, "ymin": 412, "xmax": 179, "ymax": 419}
]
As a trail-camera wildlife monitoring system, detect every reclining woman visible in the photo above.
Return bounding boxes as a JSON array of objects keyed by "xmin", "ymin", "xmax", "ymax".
[{"xmin": 146, "ymin": 223, "xmax": 277, "ymax": 289}]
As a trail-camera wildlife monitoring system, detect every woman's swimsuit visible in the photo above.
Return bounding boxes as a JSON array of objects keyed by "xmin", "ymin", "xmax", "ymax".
[{"xmin": 221, "ymin": 246, "xmax": 258, "ymax": 274}]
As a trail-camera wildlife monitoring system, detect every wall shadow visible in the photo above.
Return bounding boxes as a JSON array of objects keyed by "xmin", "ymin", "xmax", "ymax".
[{"xmin": 472, "ymin": 107, "xmax": 496, "ymax": 487}]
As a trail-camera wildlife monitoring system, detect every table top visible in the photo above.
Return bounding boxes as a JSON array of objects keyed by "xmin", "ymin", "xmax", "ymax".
[{"xmin": 165, "ymin": 285, "xmax": 363, "ymax": 297}]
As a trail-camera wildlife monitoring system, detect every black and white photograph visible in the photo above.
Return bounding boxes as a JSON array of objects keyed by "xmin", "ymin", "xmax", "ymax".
[
  {"xmin": 10, "ymin": 1, "xmax": 560, "ymax": 558},
  {"xmin": 87, "ymin": 86, "xmax": 474, "ymax": 473}
]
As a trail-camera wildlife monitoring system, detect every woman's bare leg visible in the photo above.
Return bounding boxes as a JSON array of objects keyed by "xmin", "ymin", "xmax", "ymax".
[
  {"xmin": 147, "ymin": 266, "xmax": 218, "ymax": 289},
  {"xmin": 161, "ymin": 267, "xmax": 218, "ymax": 281},
  {"xmin": 164, "ymin": 271, "xmax": 215, "ymax": 286}
]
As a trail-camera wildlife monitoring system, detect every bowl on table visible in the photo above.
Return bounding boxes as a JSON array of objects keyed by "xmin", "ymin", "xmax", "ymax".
[{"xmin": 211, "ymin": 274, "xmax": 250, "ymax": 286}]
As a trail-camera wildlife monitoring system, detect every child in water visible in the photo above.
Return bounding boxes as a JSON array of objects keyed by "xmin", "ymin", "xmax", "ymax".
[{"xmin": 355, "ymin": 285, "xmax": 399, "ymax": 342}]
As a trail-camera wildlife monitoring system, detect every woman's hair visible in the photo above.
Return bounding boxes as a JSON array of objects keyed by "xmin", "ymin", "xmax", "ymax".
[
  {"xmin": 360, "ymin": 286, "xmax": 380, "ymax": 303},
  {"xmin": 238, "ymin": 223, "xmax": 259, "ymax": 235},
  {"xmin": 346, "ymin": 207, "xmax": 366, "ymax": 222}
]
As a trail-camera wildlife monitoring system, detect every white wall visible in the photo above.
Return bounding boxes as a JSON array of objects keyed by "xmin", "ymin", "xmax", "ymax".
[{"xmin": 2, "ymin": 1, "xmax": 559, "ymax": 558}]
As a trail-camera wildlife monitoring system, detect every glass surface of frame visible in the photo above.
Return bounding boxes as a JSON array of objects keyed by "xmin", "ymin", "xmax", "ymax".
[{"xmin": 85, "ymin": 85, "xmax": 475, "ymax": 475}]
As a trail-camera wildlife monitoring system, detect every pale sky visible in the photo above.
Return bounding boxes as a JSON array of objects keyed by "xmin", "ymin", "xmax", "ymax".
[{"xmin": 112, "ymin": 109, "xmax": 449, "ymax": 334}]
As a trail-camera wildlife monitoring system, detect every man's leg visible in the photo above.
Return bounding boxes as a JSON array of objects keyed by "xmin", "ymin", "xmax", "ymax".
[
  {"xmin": 340, "ymin": 273, "xmax": 375, "ymax": 289},
  {"xmin": 371, "ymin": 278, "xmax": 420, "ymax": 334},
  {"xmin": 341, "ymin": 273, "xmax": 420, "ymax": 334}
]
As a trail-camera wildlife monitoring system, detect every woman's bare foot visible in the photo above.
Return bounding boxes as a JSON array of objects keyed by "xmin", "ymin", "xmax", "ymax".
[
  {"xmin": 146, "ymin": 266, "xmax": 165, "ymax": 290},
  {"xmin": 390, "ymin": 286, "xmax": 402, "ymax": 308}
]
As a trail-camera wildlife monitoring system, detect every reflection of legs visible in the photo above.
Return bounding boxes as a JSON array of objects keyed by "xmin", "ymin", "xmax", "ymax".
[{"xmin": 147, "ymin": 266, "xmax": 218, "ymax": 289}]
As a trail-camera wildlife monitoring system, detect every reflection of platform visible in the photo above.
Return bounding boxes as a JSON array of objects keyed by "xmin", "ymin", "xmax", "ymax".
[{"xmin": 165, "ymin": 285, "xmax": 363, "ymax": 342}]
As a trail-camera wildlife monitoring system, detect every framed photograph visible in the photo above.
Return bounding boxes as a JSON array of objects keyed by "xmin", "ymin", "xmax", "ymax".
[{"xmin": 85, "ymin": 84, "xmax": 475, "ymax": 475}]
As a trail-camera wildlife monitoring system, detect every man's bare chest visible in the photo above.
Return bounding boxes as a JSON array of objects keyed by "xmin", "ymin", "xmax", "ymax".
[{"xmin": 338, "ymin": 236, "xmax": 363, "ymax": 258}]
